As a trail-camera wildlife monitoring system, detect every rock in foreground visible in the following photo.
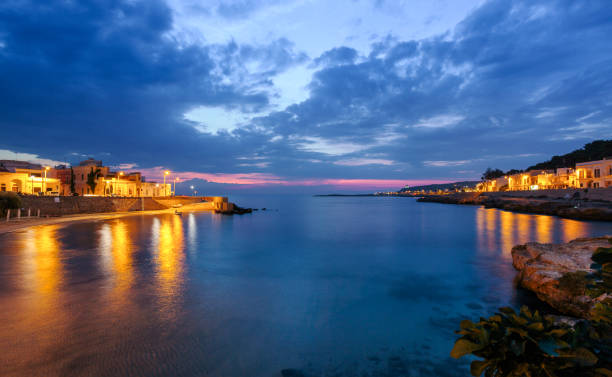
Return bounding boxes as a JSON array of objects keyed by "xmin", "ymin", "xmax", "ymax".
[{"xmin": 512, "ymin": 236, "xmax": 612, "ymax": 318}]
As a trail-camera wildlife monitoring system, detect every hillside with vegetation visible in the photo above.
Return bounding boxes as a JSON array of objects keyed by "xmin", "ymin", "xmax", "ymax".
[
  {"xmin": 526, "ymin": 139, "xmax": 612, "ymax": 171},
  {"xmin": 398, "ymin": 181, "xmax": 479, "ymax": 193},
  {"xmin": 479, "ymin": 140, "xmax": 612, "ymax": 181},
  {"xmin": 400, "ymin": 140, "xmax": 612, "ymax": 192}
]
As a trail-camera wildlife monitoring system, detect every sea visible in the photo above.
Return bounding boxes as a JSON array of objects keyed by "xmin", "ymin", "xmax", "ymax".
[{"xmin": 0, "ymin": 195, "xmax": 610, "ymax": 376}]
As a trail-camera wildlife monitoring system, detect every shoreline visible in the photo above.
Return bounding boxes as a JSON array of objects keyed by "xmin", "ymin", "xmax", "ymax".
[
  {"xmin": 417, "ymin": 191, "xmax": 612, "ymax": 221},
  {"xmin": 0, "ymin": 202, "xmax": 214, "ymax": 235}
]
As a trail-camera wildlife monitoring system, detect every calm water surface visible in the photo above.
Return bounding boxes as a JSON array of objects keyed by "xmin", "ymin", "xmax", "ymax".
[{"xmin": 0, "ymin": 196, "xmax": 610, "ymax": 376}]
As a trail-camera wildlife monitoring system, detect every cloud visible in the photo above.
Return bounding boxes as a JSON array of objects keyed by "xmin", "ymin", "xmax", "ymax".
[
  {"xmin": 413, "ymin": 115, "xmax": 465, "ymax": 129},
  {"xmin": 333, "ymin": 158, "xmax": 395, "ymax": 166},
  {"xmin": 294, "ymin": 137, "xmax": 370, "ymax": 156},
  {"xmin": 111, "ymin": 163, "xmax": 139, "ymax": 170},
  {"xmin": 0, "ymin": 149, "xmax": 66, "ymax": 167},
  {"xmin": 1, "ymin": 0, "xmax": 612, "ymax": 192},
  {"xmin": 313, "ymin": 47, "xmax": 359, "ymax": 67},
  {"xmin": 423, "ymin": 160, "xmax": 472, "ymax": 167}
]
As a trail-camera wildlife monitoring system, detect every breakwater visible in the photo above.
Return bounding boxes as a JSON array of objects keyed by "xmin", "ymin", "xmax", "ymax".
[{"xmin": 417, "ymin": 188, "xmax": 612, "ymax": 221}]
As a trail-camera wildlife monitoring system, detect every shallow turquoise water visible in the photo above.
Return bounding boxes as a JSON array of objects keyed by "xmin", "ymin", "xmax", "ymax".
[{"xmin": 0, "ymin": 196, "xmax": 609, "ymax": 376}]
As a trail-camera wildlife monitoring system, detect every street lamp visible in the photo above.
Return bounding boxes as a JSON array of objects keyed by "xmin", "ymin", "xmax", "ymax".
[
  {"xmin": 163, "ymin": 170, "xmax": 170, "ymax": 196},
  {"xmin": 173, "ymin": 177, "xmax": 179, "ymax": 196},
  {"xmin": 118, "ymin": 171, "xmax": 124, "ymax": 196},
  {"xmin": 190, "ymin": 185, "xmax": 194, "ymax": 197}
]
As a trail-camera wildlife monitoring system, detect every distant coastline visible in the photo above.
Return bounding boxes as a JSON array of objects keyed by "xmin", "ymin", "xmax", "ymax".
[{"xmin": 314, "ymin": 194, "xmax": 376, "ymax": 197}]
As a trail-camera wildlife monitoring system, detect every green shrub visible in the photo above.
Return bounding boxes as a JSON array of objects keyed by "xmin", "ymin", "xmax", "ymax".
[
  {"xmin": 0, "ymin": 191, "xmax": 22, "ymax": 215},
  {"xmin": 451, "ymin": 306, "xmax": 610, "ymax": 376}
]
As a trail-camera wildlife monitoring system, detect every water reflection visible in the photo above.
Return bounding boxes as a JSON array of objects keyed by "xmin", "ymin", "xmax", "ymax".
[
  {"xmin": 0, "ymin": 199, "xmax": 609, "ymax": 377},
  {"xmin": 98, "ymin": 220, "xmax": 134, "ymax": 293},
  {"xmin": 188, "ymin": 213, "xmax": 197, "ymax": 254},
  {"xmin": 535, "ymin": 215, "xmax": 554, "ymax": 244},
  {"xmin": 562, "ymin": 219, "xmax": 589, "ymax": 243},
  {"xmin": 152, "ymin": 215, "xmax": 185, "ymax": 318},
  {"xmin": 500, "ymin": 210, "xmax": 515, "ymax": 259},
  {"xmin": 21, "ymin": 225, "xmax": 64, "ymax": 295},
  {"xmin": 475, "ymin": 207, "xmax": 591, "ymax": 256}
]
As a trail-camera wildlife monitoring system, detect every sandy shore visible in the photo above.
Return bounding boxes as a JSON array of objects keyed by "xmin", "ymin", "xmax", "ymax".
[{"xmin": 0, "ymin": 202, "xmax": 214, "ymax": 235}]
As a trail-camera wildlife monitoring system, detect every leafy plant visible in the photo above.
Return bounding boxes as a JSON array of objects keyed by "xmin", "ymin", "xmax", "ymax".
[
  {"xmin": 70, "ymin": 166, "xmax": 76, "ymax": 195},
  {"xmin": 451, "ymin": 306, "xmax": 609, "ymax": 376},
  {"xmin": 0, "ymin": 192, "xmax": 21, "ymax": 215},
  {"xmin": 482, "ymin": 168, "xmax": 505, "ymax": 181},
  {"xmin": 587, "ymin": 241, "xmax": 612, "ymax": 298},
  {"xmin": 86, "ymin": 167, "xmax": 101, "ymax": 194}
]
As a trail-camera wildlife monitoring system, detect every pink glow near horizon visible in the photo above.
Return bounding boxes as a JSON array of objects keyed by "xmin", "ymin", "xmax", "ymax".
[{"xmin": 133, "ymin": 166, "xmax": 455, "ymax": 190}]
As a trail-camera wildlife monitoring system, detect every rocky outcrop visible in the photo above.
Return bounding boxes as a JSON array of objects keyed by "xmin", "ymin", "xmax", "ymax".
[
  {"xmin": 418, "ymin": 192, "xmax": 612, "ymax": 221},
  {"xmin": 511, "ymin": 237, "xmax": 612, "ymax": 318},
  {"xmin": 214, "ymin": 203, "xmax": 253, "ymax": 215}
]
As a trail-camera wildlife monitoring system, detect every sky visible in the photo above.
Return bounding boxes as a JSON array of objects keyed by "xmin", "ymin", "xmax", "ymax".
[{"xmin": 1, "ymin": 0, "xmax": 611, "ymax": 194}]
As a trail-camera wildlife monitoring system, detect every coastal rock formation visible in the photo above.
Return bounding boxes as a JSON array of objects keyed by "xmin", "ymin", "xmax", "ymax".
[
  {"xmin": 511, "ymin": 237, "xmax": 612, "ymax": 318},
  {"xmin": 417, "ymin": 190, "xmax": 612, "ymax": 221}
]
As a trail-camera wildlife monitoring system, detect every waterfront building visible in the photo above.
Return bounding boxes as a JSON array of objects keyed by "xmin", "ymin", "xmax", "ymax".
[
  {"xmin": 478, "ymin": 158, "xmax": 612, "ymax": 192},
  {"xmin": 0, "ymin": 158, "xmax": 171, "ymax": 197},
  {"xmin": 0, "ymin": 161, "xmax": 61, "ymax": 194},
  {"xmin": 477, "ymin": 176, "xmax": 509, "ymax": 192},
  {"xmin": 50, "ymin": 159, "xmax": 171, "ymax": 197},
  {"xmin": 575, "ymin": 158, "xmax": 612, "ymax": 188}
]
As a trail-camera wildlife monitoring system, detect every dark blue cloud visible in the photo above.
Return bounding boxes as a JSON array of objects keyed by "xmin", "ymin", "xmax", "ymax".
[
  {"xmin": 313, "ymin": 47, "xmax": 358, "ymax": 67},
  {"xmin": 253, "ymin": 0, "xmax": 612, "ymax": 179},
  {"xmin": 1, "ymin": 0, "xmax": 611, "ymax": 188}
]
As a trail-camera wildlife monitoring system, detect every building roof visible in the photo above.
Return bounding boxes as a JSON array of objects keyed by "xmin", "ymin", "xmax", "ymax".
[
  {"xmin": 79, "ymin": 158, "xmax": 102, "ymax": 167},
  {"xmin": 576, "ymin": 158, "xmax": 612, "ymax": 166}
]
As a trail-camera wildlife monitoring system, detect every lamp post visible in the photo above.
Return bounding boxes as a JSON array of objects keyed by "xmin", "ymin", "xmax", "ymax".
[
  {"xmin": 163, "ymin": 170, "xmax": 170, "ymax": 196},
  {"xmin": 118, "ymin": 171, "xmax": 124, "ymax": 196},
  {"xmin": 190, "ymin": 185, "xmax": 194, "ymax": 197},
  {"xmin": 43, "ymin": 166, "xmax": 50, "ymax": 195},
  {"xmin": 173, "ymin": 177, "xmax": 179, "ymax": 196}
]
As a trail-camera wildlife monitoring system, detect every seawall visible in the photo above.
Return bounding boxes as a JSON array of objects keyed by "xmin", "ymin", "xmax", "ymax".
[
  {"xmin": 16, "ymin": 196, "xmax": 228, "ymax": 217},
  {"xmin": 417, "ymin": 188, "xmax": 612, "ymax": 221}
]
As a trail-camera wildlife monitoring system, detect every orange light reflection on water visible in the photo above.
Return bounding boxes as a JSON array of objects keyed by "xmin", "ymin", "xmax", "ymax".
[
  {"xmin": 98, "ymin": 220, "xmax": 134, "ymax": 294},
  {"xmin": 152, "ymin": 215, "xmax": 185, "ymax": 319},
  {"xmin": 499, "ymin": 210, "xmax": 516, "ymax": 259},
  {"xmin": 535, "ymin": 215, "xmax": 554, "ymax": 244},
  {"xmin": 21, "ymin": 225, "xmax": 63, "ymax": 296},
  {"xmin": 476, "ymin": 208, "xmax": 592, "ymax": 255}
]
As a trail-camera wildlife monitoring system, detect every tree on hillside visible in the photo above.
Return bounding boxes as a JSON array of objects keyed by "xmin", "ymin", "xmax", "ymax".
[
  {"xmin": 527, "ymin": 139, "xmax": 612, "ymax": 170},
  {"xmin": 70, "ymin": 167, "xmax": 76, "ymax": 195},
  {"xmin": 481, "ymin": 168, "xmax": 505, "ymax": 181},
  {"xmin": 86, "ymin": 167, "xmax": 101, "ymax": 194}
]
